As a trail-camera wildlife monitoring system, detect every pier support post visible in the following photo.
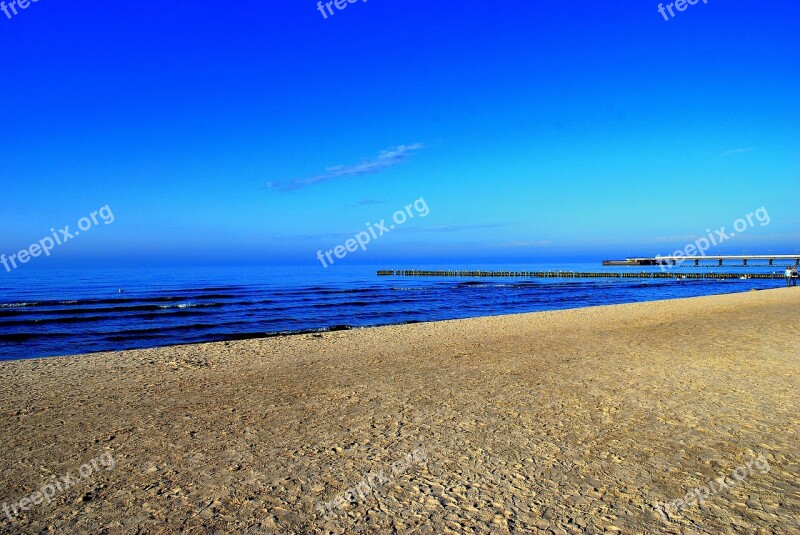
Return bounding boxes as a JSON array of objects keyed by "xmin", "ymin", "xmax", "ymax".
[
  {"xmin": 694, "ymin": 259, "xmax": 699, "ymax": 266},
  {"xmin": 718, "ymin": 259, "xmax": 723, "ymax": 266},
  {"xmin": 743, "ymin": 259, "xmax": 747, "ymax": 266}
]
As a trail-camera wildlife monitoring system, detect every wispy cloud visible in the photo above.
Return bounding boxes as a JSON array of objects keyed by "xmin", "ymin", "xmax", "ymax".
[
  {"xmin": 265, "ymin": 143, "xmax": 424, "ymax": 192},
  {"xmin": 270, "ymin": 232, "xmax": 349, "ymax": 242},
  {"xmin": 492, "ymin": 240, "xmax": 552, "ymax": 248},
  {"xmin": 720, "ymin": 147, "xmax": 755, "ymax": 157},
  {"xmin": 650, "ymin": 234, "xmax": 702, "ymax": 243},
  {"xmin": 408, "ymin": 223, "xmax": 511, "ymax": 233}
]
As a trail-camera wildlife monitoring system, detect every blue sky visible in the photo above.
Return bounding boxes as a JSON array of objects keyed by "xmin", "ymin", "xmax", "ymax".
[{"xmin": 1, "ymin": 0, "xmax": 798, "ymax": 268}]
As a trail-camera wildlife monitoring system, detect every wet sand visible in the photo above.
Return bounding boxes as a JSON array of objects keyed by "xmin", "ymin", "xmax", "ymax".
[{"xmin": 1, "ymin": 288, "xmax": 799, "ymax": 534}]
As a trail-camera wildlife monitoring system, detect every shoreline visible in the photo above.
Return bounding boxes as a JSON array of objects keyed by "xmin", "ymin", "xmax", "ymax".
[
  {"xmin": 4, "ymin": 284, "xmax": 790, "ymax": 363},
  {"xmin": 1, "ymin": 288, "xmax": 798, "ymax": 532}
]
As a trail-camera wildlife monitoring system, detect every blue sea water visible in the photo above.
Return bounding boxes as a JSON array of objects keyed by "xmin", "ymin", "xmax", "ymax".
[{"xmin": 0, "ymin": 263, "xmax": 790, "ymax": 361}]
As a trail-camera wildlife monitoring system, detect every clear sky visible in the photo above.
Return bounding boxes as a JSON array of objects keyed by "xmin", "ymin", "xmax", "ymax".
[{"xmin": 2, "ymin": 1, "xmax": 798, "ymax": 268}]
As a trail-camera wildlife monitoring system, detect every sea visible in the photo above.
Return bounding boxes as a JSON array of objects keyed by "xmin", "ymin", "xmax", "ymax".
[{"xmin": 0, "ymin": 263, "xmax": 790, "ymax": 361}]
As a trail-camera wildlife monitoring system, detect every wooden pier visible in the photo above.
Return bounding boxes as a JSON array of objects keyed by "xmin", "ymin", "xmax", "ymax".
[
  {"xmin": 377, "ymin": 270, "xmax": 784, "ymax": 280},
  {"xmin": 604, "ymin": 255, "xmax": 800, "ymax": 267}
]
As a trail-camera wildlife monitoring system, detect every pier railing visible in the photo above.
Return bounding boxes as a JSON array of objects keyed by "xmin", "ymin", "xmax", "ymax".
[{"xmin": 377, "ymin": 270, "xmax": 783, "ymax": 279}]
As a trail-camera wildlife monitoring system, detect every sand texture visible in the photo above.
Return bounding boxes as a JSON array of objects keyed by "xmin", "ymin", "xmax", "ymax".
[{"xmin": 1, "ymin": 288, "xmax": 799, "ymax": 534}]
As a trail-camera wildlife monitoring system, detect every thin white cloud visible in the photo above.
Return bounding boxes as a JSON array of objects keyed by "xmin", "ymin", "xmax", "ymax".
[
  {"xmin": 407, "ymin": 223, "xmax": 511, "ymax": 233},
  {"xmin": 650, "ymin": 234, "xmax": 701, "ymax": 243},
  {"xmin": 270, "ymin": 232, "xmax": 348, "ymax": 242},
  {"xmin": 265, "ymin": 143, "xmax": 424, "ymax": 192},
  {"xmin": 720, "ymin": 147, "xmax": 755, "ymax": 157},
  {"xmin": 492, "ymin": 240, "xmax": 552, "ymax": 248}
]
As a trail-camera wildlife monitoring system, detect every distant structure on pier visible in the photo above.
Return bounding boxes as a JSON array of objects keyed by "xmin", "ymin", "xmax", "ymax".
[
  {"xmin": 377, "ymin": 270, "xmax": 784, "ymax": 280},
  {"xmin": 602, "ymin": 254, "xmax": 800, "ymax": 267}
]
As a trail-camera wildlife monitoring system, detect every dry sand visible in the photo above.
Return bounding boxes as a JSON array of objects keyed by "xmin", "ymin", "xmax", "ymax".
[{"xmin": 1, "ymin": 288, "xmax": 799, "ymax": 534}]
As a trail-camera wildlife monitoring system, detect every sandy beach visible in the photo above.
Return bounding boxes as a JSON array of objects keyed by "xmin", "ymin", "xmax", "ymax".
[{"xmin": 1, "ymin": 288, "xmax": 798, "ymax": 534}]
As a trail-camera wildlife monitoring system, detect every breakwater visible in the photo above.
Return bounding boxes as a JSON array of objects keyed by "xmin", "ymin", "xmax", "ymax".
[{"xmin": 377, "ymin": 270, "xmax": 783, "ymax": 279}]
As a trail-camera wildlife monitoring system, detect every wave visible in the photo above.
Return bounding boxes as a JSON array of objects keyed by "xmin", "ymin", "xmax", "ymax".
[
  {"xmin": 0, "ymin": 309, "xmax": 212, "ymax": 327},
  {"xmin": 0, "ymin": 294, "xmax": 239, "ymax": 309},
  {"xmin": 0, "ymin": 302, "xmax": 226, "ymax": 318},
  {"xmin": 0, "ymin": 289, "xmax": 382, "ymax": 313},
  {"xmin": 391, "ymin": 287, "xmax": 434, "ymax": 291},
  {"xmin": 98, "ymin": 322, "xmax": 353, "ymax": 343},
  {"xmin": 0, "ymin": 332, "xmax": 72, "ymax": 342},
  {"xmin": 151, "ymin": 286, "xmax": 247, "ymax": 293},
  {"xmin": 270, "ymin": 287, "xmax": 375, "ymax": 296}
]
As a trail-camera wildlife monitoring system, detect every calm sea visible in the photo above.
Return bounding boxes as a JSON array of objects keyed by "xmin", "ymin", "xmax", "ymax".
[{"xmin": 0, "ymin": 263, "xmax": 789, "ymax": 361}]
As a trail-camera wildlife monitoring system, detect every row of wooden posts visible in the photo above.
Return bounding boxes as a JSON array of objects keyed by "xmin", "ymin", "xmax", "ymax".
[{"xmin": 377, "ymin": 270, "xmax": 784, "ymax": 280}]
